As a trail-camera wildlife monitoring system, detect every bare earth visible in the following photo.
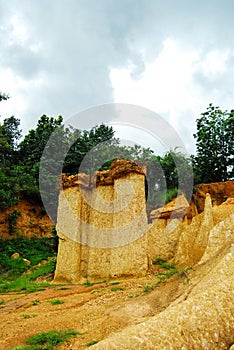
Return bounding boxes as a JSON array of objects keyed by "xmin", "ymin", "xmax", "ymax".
[{"xmin": 0, "ymin": 269, "xmax": 189, "ymax": 350}]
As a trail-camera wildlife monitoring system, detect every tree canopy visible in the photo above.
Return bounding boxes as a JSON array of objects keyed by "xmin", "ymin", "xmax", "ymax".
[
  {"xmin": 0, "ymin": 97, "xmax": 233, "ymax": 220},
  {"xmin": 193, "ymin": 104, "xmax": 234, "ymax": 183}
]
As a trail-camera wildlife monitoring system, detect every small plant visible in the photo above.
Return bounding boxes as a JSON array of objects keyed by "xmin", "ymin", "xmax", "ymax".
[
  {"xmin": 86, "ymin": 340, "xmax": 99, "ymax": 347},
  {"xmin": 91, "ymin": 289, "xmax": 105, "ymax": 293},
  {"xmin": 39, "ymin": 207, "xmax": 47, "ymax": 216},
  {"xmin": 127, "ymin": 293, "xmax": 140, "ymax": 298},
  {"xmin": 10, "ymin": 329, "xmax": 81, "ymax": 350},
  {"xmin": 211, "ymin": 197, "xmax": 216, "ymax": 204},
  {"xmin": 21, "ymin": 313, "xmax": 37, "ymax": 319},
  {"xmin": 109, "ymin": 281, "xmax": 121, "ymax": 285},
  {"xmin": 47, "ymin": 298, "xmax": 64, "ymax": 305},
  {"xmin": 84, "ymin": 280, "xmax": 106, "ymax": 287},
  {"xmin": 153, "ymin": 258, "xmax": 176, "ymax": 270},
  {"xmin": 8, "ymin": 209, "xmax": 21, "ymax": 235},
  {"xmin": 110, "ymin": 287, "xmax": 125, "ymax": 292},
  {"xmin": 223, "ymin": 196, "xmax": 227, "ymax": 202},
  {"xmin": 32, "ymin": 300, "xmax": 40, "ymax": 305},
  {"xmin": 28, "ymin": 217, "xmax": 35, "ymax": 228},
  {"xmin": 144, "ymin": 257, "xmax": 192, "ymax": 293}
]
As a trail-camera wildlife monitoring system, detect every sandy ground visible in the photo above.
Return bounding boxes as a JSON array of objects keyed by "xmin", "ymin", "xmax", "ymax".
[{"xmin": 0, "ymin": 270, "xmax": 189, "ymax": 350}]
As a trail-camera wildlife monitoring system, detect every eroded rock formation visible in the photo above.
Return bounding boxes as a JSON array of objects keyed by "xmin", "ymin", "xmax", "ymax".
[
  {"xmin": 92, "ymin": 194, "xmax": 234, "ymax": 350},
  {"xmin": 54, "ymin": 159, "xmax": 148, "ymax": 283},
  {"xmin": 54, "ymin": 159, "xmax": 234, "ymax": 348}
]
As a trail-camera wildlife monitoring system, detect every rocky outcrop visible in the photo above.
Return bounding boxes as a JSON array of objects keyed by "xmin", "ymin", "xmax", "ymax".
[
  {"xmin": 92, "ymin": 197, "xmax": 234, "ymax": 350},
  {"xmin": 192, "ymin": 180, "xmax": 234, "ymax": 212},
  {"xmin": 0, "ymin": 199, "xmax": 54, "ymax": 239},
  {"xmin": 54, "ymin": 159, "xmax": 148, "ymax": 283},
  {"xmin": 150, "ymin": 193, "xmax": 189, "ymax": 221},
  {"xmin": 55, "ymin": 158, "xmax": 234, "ymax": 284},
  {"xmin": 92, "ymin": 240, "xmax": 234, "ymax": 349},
  {"xmin": 54, "ymin": 165, "xmax": 234, "ymax": 348}
]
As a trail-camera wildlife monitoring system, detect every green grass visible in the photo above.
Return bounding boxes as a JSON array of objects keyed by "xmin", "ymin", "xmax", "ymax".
[
  {"xmin": 86, "ymin": 340, "xmax": 99, "ymax": 347},
  {"xmin": 144, "ymin": 258, "xmax": 192, "ymax": 293},
  {"xmin": 84, "ymin": 280, "xmax": 106, "ymax": 287},
  {"xmin": 0, "ymin": 237, "xmax": 57, "ymax": 293},
  {"xmin": 10, "ymin": 329, "xmax": 81, "ymax": 350},
  {"xmin": 109, "ymin": 281, "xmax": 121, "ymax": 285},
  {"xmin": 0, "ymin": 257, "xmax": 56, "ymax": 293},
  {"xmin": 21, "ymin": 314, "xmax": 37, "ymax": 319},
  {"xmin": 110, "ymin": 287, "xmax": 125, "ymax": 292},
  {"xmin": 47, "ymin": 298, "xmax": 64, "ymax": 305}
]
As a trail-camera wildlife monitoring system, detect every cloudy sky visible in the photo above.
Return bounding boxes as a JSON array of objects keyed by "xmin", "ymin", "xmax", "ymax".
[{"xmin": 0, "ymin": 0, "xmax": 234, "ymax": 155}]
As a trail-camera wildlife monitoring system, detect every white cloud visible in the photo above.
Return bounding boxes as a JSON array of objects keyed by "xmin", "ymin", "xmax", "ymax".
[
  {"xmin": 198, "ymin": 49, "xmax": 230, "ymax": 77},
  {"xmin": 109, "ymin": 38, "xmax": 233, "ymax": 154}
]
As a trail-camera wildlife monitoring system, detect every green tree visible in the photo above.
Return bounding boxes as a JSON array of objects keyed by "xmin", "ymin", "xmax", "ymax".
[
  {"xmin": 19, "ymin": 115, "xmax": 63, "ymax": 166},
  {"xmin": 1, "ymin": 116, "xmax": 22, "ymax": 163},
  {"xmin": 0, "ymin": 92, "xmax": 9, "ymax": 102},
  {"xmin": 63, "ymin": 123, "xmax": 117, "ymax": 174},
  {"xmin": 193, "ymin": 104, "xmax": 234, "ymax": 183}
]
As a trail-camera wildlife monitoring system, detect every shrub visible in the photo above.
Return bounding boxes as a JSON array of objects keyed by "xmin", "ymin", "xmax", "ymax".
[{"xmin": 8, "ymin": 209, "xmax": 21, "ymax": 235}]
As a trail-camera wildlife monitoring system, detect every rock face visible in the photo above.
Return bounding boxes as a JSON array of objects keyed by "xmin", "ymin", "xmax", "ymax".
[
  {"xmin": 54, "ymin": 168, "xmax": 234, "ymax": 348},
  {"xmin": 192, "ymin": 180, "xmax": 234, "ymax": 212},
  {"xmin": 92, "ymin": 195, "xmax": 234, "ymax": 350},
  {"xmin": 0, "ymin": 199, "xmax": 54, "ymax": 239},
  {"xmin": 93, "ymin": 241, "xmax": 234, "ymax": 349},
  {"xmin": 54, "ymin": 159, "xmax": 148, "ymax": 283},
  {"xmin": 55, "ymin": 158, "xmax": 234, "ymax": 285}
]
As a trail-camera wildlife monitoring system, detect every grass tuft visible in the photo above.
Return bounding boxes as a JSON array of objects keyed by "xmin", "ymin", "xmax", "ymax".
[
  {"xmin": 47, "ymin": 298, "xmax": 64, "ymax": 305},
  {"xmin": 10, "ymin": 329, "xmax": 81, "ymax": 350},
  {"xmin": 86, "ymin": 340, "xmax": 99, "ymax": 347}
]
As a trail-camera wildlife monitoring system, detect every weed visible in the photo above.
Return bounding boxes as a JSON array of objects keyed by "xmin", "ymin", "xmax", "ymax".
[
  {"xmin": 109, "ymin": 281, "xmax": 121, "ymax": 285},
  {"xmin": 8, "ymin": 209, "xmax": 21, "ymax": 235},
  {"xmin": 91, "ymin": 289, "xmax": 105, "ymax": 293},
  {"xmin": 144, "ymin": 257, "xmax": 192, "ymax": 293},
  {"xmin": 0, "ymin": 257, "xmax": 56, "ymax": 293},
  {"xmin": 28, "ymin": 217, "xmax": 35, "ymax": 228},
  {"xmin": 21, "ymin": 314, "xmax": 37, "ymax": 319},
  {"xmin": 86, "ymin": 340, "xmax": 99, "ymax": 347},
  {"xmin": 153, "ymin": 257, "xmax": 167, "ymax": 265},
  {"xmin": 32, "ymin": 300, "xmax": 40, "ymax": 306},
  {"xmin": 110, "ymin": 287, "xmax": 125, "ymax": 292},
  {"xmin": 47, "ymin": 298, "xmax": 64, "ymax": 305},
  {"xmin": 127, "ymin": 294, "xmax": 140, "ymax": 298},
  {"xmin": 10, "ymin": 329, "xmax": 81, "ymax": 350},
  {"xmin": 84, "ymin": 280, "xmax": 106, "ymax": 287}
]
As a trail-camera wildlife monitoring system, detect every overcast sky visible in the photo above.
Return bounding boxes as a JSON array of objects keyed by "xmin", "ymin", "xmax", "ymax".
[{"xmin": 0, "ymin": 0, "xmax": 234, "ymax": 155}]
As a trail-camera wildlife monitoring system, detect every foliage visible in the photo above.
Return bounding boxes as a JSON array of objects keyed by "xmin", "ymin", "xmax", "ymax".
[
  {"xmin": 110, "ymin": 287, "xmax": 125, "ymax": 291},
  {"xmin": 0, "ymin": 237, "xmax": 56, "ymax": 292},
  {"xmin": 8, "ymin": 209, "xmax": 21, "ymax": 235},
  {"xmin": 0, "ymin": 91, "xmax": 9, "ymax": 102},
  {"xmin": 144, "ymin": 258, "xmax": 192, "ymax": 293},
  {"xmin": 47, "ymin": 298, "xmax": 64, "ymax": 305},
  {"xmin": 10, "ymin": 329, "xmax": 80, "ymax": 350},
  {"xmin": 86, "ymin": 340, "xmax": 99, "ymax": 347},
  {"xmin": 193, "ymin": 104, "xmax": 234, "ymax": 183},
  {"xmin": 146, "ymin": 150, "xmax": 193, "ymax": 207},
  {"xmin": 0, "ymin": 257, "xmax": 56, "ymax": 293}
]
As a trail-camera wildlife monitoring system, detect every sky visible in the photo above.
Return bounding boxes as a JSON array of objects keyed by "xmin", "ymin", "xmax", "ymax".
[{"xmin": 0, "ymin": 0, "xmax": 234, "ymax": 155}]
